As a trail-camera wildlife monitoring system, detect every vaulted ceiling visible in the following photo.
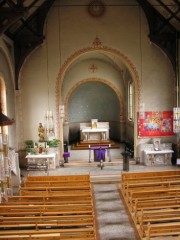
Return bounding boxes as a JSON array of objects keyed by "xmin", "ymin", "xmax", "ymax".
[{"xmin": 0, "ymin": 0, "xmax": 179, "ymax": 89}]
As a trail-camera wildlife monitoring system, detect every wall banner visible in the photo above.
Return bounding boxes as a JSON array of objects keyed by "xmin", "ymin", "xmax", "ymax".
[{"xmin": 138, "ymin": 111, "xmax": 174, "ymax": 137}]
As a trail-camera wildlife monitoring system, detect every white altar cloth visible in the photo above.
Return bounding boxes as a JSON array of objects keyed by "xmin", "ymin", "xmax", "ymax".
[
  {"xmin": 82, "ymin": 128, "xmax": 108, "ymax": 133},
  {"xmin": 26, "ymin": 153, "xmax": 56, "ymax": 169},
  {"xmin": 81, "ymin": 128, "xmax": 109, "ymax": 141}
]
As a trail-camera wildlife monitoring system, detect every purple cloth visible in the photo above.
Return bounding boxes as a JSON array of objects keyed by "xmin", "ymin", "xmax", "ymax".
[
  {"xmin": 94, "ymin": 149, "xmax": 106, "ymax": 161},
  {"xmin": 63, "ymin": 152, "xmax": 70, "ymax": 157}
]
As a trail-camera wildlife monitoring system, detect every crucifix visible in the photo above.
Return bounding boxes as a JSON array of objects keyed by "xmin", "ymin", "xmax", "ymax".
[{"xmin": 89, "ymin": 64, "xmax": 98, "ymax": 73}]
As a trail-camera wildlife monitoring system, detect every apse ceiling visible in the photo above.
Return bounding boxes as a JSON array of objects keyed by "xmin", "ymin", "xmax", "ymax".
[{"xmin": 0, "ymin": 0, "xmax": 179, "ymax": 89}]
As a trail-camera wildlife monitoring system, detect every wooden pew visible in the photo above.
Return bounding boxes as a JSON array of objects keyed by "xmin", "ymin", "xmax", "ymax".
[
  {"xmin": 0, "ymin": 214, "xmax": 94, "ymax": 225},
  {"xmin": 122, "ymin": 179, "xmax": 180, "ymax": 197},
  {"xmin": 0, "ymin": 205, "xmax": 93, "ymax": 216},
  {"xmin": 26, "ymin": 174, "xmax": 90, "ymax": 182},
  {"xmin": 5, "ymin": 195, "xmax": 92, "ymax": 204},
  {"xmin": 0, "ymin": 233, "xmax": 62, "ymax": 239},
  {"xmin": 19, "ymin": 187, "xmax": 92, "ymax": 195},
  {"xmin": 126, "ymin": 187, "xmax": 180, "ymax": 201},
  {"xmin": 0, "ymin": 228, "xmax": 96, "ymax": 239},
  {"xmin": 120, "ymin": 170, "xmax": 180, "ymax": 240},
  {"xmin": 23, "ymin": 181, "xmax": 91, "ymax": 188},
  {"xmin": 145, "ymin": 222, "xmax": 180, "ymax": 240},
  {"xmin": 138, "ymin": 208, "xmax": 180, "ymax": 236},
  {"xmin": 132, "ymin": 197, "xmax": 180, "ymax": 216},
  {"xmin": 0, "ymin": 174, "xmax": 96, "ymax": 240},
  {"xmin": 121, "ymin": 170, "xmax": 180, "ymax": 183}
]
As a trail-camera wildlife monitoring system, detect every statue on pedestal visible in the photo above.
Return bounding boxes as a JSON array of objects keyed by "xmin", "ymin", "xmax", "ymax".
[{"xmin": 38, "ymin": 123, "xmax": 45, "ymax": 142}]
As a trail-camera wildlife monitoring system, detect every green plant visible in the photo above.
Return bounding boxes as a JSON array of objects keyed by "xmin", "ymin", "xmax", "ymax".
[
  {"xmin": 47, "ymin": 139, "xmax": 60, "ymax": 147},
  {"xmin": 25, "ymin": 140, "xmax": 33, "ymax": 148}
]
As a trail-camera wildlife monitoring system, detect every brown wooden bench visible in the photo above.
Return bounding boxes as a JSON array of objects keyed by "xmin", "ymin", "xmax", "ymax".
[
  {"xmin": 132, "ymin": 197, "xmax": 180, "ymax": 217},
  {"xmin": 0, "ymin": 214, "xmax": 94, "ymax": 224},
  {"xmin": 120, "ymin": 170, "xmax": 180, "ymax": 240},
  {"xmin": 121, "ymin": 170, "xmax": 180, "ymax": 183},
  {"xmin": 122, "ymin": 179, "xmax": 180, "ymax": 197},
  {"xmin": 26, "ymin": 174, "xmax": 90, "ymax": 182},
  {"xmin": 23, "ymin": 181, "xmax": 91, "ymax": 187},
  {"xmin": 0, "ymin": 174, "xmax": 96, "ymax": 240},
  {"xmin": 6, "ymin": 195, "xmax": 93, "ymax": 204},
  {"xmin": 19, "ymin": 187, "xmax": 92, "ymax": 194},
  {"xmin": 0, "ymin": 204, "xmax": 93, "ymax": 215},
  {"xmin": 127, "ymin": 187, "xmax": 180, "ymax": 203},
  {"xmin": 0, "ymin": 227, "xmax": 96, "ymax": 239},
  {"xmin": 0, "ymin": 233, "xmax": 62, "ymax": 239},
  {"xmin": 145, "ymin": 222, "xmax": 180, "ymax": 240},
  {"xmin": 0, "ymin": 220, "xmax": 94, "ymax": 229},
  {"xmin": 138, "ymin": 208, "xmax": 180, "ymax": 236}
]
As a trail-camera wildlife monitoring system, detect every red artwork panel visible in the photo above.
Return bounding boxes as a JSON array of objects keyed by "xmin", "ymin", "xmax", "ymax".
[{"xmin": 138, "ymin": 111, "xmax": 174, "ymax": 137}]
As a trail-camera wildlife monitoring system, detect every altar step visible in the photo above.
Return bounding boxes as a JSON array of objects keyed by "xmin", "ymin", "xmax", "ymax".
[
  {"xmin": 91, "ymin": 174, "xmax": 121, "ymax": 183},
  {"xmin": 71, "ymin": 140, "xmax": 121, "ymax": 150},
  {"xmin": 64, "ymin": 158, "xmax": 136, "ymax": 168}
]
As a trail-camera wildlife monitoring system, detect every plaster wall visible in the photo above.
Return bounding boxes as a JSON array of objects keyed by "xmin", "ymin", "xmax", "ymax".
[
  {"xmin": 19, "ymin": 0, "xmax": 175, "ymax": 148},
  {"xmin": 62, "ymin": 59, "xmax": 125, "ymax": 102}
]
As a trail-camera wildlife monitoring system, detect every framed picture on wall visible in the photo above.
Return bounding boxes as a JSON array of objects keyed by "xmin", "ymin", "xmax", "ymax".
[
  {"xmin": 138, "ymin": 111, "xmax": 174, "ymax": 137},
  {"xmin": 153, "ymin": 138, "xmax": 161, "ymax": 151}
]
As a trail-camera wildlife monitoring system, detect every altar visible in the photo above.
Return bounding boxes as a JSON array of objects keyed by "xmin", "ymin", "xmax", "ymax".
[
  {"xmin": 26, "ymin": 153, "xmax": 56, "ymax": 170},
  {"xmin": 144, "ymin": 149, "xmax": 173, "ymax": 166},
  {"xmin": 80, "ymin": 120, "xmax": 109, "ymax": 141}
]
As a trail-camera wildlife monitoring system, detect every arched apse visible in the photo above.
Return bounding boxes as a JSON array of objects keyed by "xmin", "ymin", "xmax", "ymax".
[
  {"xmin": 56, "ymin": 46, "xmax": 140, "ymax": 125},
  {"xmin": 56, "ymin": 45, "xmax": 140, "ymax": 157},
  {"xmin": 67, "ymin": 81, "xmax": 120, "ymax": 143}
]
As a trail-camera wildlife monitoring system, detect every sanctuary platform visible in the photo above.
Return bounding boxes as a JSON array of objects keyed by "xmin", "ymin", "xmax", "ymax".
[{"xmin": 71, "ymin": 140, "xmax": 120, "ymax": 150}]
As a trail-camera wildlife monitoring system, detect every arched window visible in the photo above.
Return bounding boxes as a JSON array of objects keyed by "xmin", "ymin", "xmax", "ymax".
[
  {"xmin": 0, "ymin": 77, "xmax": 8, "ymax": 135},
  {"xmin": 128, "ymin": 81, "xmax": 133, "ymax": 121}
]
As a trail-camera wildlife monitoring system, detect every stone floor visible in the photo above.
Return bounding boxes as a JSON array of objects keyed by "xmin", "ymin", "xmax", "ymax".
[{"xmin": 20, "ymin": 148, "xmax": 179, "ymax": 240}]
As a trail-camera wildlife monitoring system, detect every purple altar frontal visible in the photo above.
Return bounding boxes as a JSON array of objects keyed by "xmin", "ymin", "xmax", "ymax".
[
  {"xmin": 89, "ymin": 145, "xmax": 111, "ymax": 163},
  {"xmin": 63, "ymin": 152, "xmax": 70, "ymax": 157}
]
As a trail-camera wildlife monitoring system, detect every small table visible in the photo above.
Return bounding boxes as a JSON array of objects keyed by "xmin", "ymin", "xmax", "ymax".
[
  {"xmin": 26, "ymin": 153, "xmax": 56, "ymax": 170},
  {"xmin": 89, "ymin": 146, "xmax": 111, "ymax": 163}
]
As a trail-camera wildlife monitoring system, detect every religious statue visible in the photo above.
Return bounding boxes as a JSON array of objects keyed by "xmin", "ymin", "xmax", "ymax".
[{"xmin": 38, "ymin": 123, "xmax": 45, "ymax": 142}]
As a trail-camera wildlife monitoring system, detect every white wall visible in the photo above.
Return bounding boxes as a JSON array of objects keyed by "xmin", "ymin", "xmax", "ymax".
[{"xmin": 17, "ymin": 0, "xmax": 176, "ymax": 154}]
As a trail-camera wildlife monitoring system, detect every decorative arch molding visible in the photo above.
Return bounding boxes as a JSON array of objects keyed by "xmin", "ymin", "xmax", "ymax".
[
  {"xmin": 64, "ymin": 77, "xmax": 124, "ymax": 122},
  {"xmin": 55, "ymin": 45, "xmax": 140, "ymax": 137}
]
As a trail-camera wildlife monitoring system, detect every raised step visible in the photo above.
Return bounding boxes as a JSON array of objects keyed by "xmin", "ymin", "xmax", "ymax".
[
  {"xmin": 64, "ymin": 158, "xmax": 136, "ymax": 168},
  {"xmin": 91, "ymin": 174, "xmax": 121, "ymax": 183},
  {"xmin": 71, "ymin": 140, "xmax": 121, "ymax": 150}
]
